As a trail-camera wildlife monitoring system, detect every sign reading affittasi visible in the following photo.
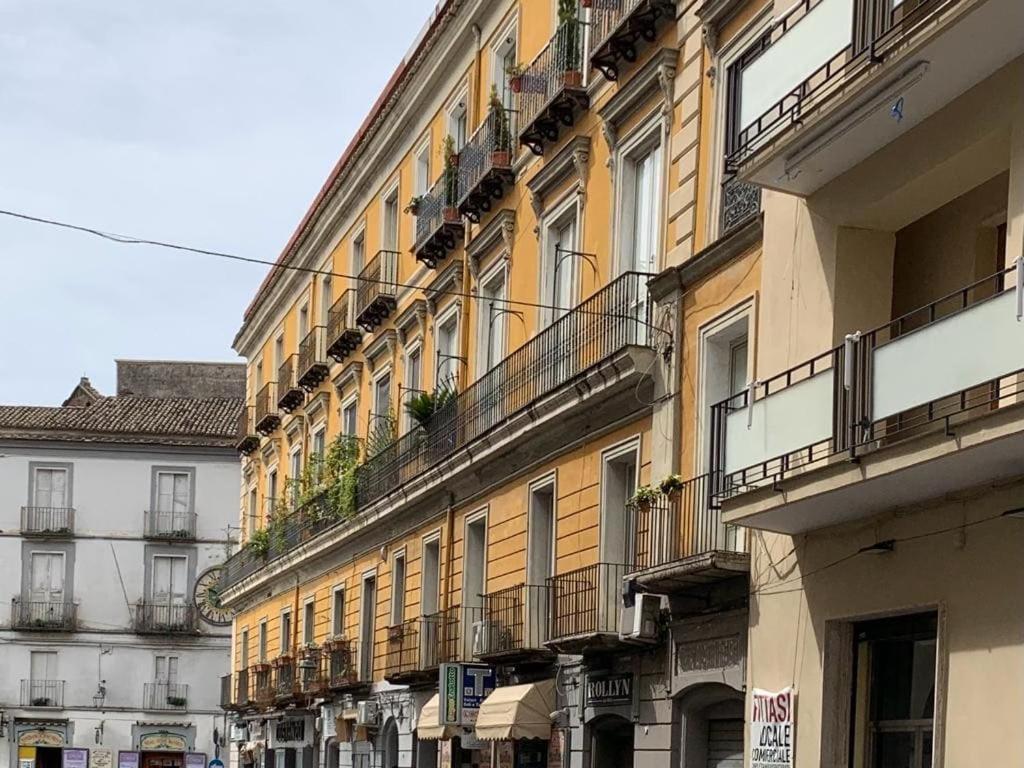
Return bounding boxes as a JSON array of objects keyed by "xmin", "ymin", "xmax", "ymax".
[{"xmin": 750, "ymin": 688, "xmax": 795, "ymax": 768}]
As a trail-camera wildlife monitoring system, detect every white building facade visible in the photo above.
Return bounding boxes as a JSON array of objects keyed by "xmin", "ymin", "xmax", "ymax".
[{"xmin": 0, "ymin": 362, "xmax": 244, "ymax": 768}]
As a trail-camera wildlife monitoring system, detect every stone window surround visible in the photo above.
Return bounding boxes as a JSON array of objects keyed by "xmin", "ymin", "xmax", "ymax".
[
  {"xmin": 149, "ymin": 465, "xmax": 197, "ymax": 514},
  {"xmin": 21, "ymin": 540, "xmax": 76, "ymax": 602},
  {"xmin": 26, "ymin": 461, "xmax": 74, "ymax": 508},
  {"xmin": 142, "ymin": 543, "xmax": 198, "ymax": 604}
]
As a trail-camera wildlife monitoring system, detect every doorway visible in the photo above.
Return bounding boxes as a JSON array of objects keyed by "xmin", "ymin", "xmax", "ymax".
[
  {"xmin": 35, "ymin": 747, "xmax": 62, "ymax": 768},
  {"xmin": 141, "ymin": 753, "xmax": 184, "ymax": 768},
  {"xmin": 590, "ymin": 715, "xmax": 634, "ymax": 768},
  {"xmin": 599, "ymin": 443, "xmax": 639, "ymax": 565},
  {"xmin": 381, "ymin": 719, "xmax": 399, "ymax": 768}
]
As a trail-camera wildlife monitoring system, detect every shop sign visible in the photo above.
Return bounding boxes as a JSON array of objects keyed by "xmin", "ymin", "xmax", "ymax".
[
  {"xmin": 750, "ymin": 688, "xmax": 794, "ymax": 768},
  {"xmin": 90, "ymin": 749, "xmax": 113, "ymax": 768},
  {"xmin": 184, "ymin": 754, "xmax": 206, "ymax": 768},
  {"xmin": 19, "ymin": 729, "xmax": 65, "ymax": 747},
  {"xmin": 439, "ymin": 664, "xmax": 496, "ymax": 726},
  {"xmin": 271, "ymin": 717, "xmax": 311, "ymax": 748},
  {"xmin": 117, "ymin": 753, "xmax": 139, "ymax": 768},
  {"xmin": 496, "ymin": 742, "xmax": 514, "ymax": 768},
  {"xmin": 546, "ymin": 729, "xmax": 564, "ymax": 768},
  {"xmin": 584, "ymin": 673, "xmax": 632, "ymax": 707},
  {"xmin": 63, "ymin": 748, "xmax": 89, "ymax": 768},
  {"xmin": 19, "ymin": 745, "xmax": 37, "ymax": 768}
]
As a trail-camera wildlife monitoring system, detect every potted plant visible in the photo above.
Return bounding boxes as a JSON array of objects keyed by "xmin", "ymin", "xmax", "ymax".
[
  {"xmin": 488, "ymin": 86, "xmax": 513, "ymax": 167},
  {"xmin": 659, "ymin": 474, "xmax": 685, "ymax": 497},
  {"xmin": 506, "ymin": 63, "xmax": 526, "ymax": 93},
  {"xmin": 166, "ymin": 694, "xmax": 187, "ymax": 707},
  {"xmin": 32, "ymin": 697, "xmax": 53, "ymax": 707},
  {"xmin": 405, "ymin": 195, "xmax": 424, "ymax": 216},
  {"xmin": 441, "ymin": 135, "xmax": 460, "ymax": 222},
  {"xmin": 404, "ymin": 385, "xmax": 456, "ymax": 430},
  {"xmin": 247, "ymin": 527, "xmax": 271, "ymax": 558},
  {"xmin": 557, "ymin": 0, "xmax": 583, "ymax": 88},
  {"xmin": 631, "ymin": 484, "xmax": 659, "ymax": 511}
]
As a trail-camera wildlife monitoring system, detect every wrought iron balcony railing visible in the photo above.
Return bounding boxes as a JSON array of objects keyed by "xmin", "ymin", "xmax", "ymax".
[
  {"xmin": 326, "ymin": 289, "xmax": 363, "ymax": 362},
  {"xmin": 11, "ymin": 598, "xmax": 77, "ymax": 631},
  {"xmin": 21, "ymin": 679, "xmax": 64, "ymax": 708},
  {"xmin": 297, "ymin": 326, "xmax": 330, "ymax": 391},
  {"xmin": 277, "ymin": 354, "xmax": 304, "ymax": 412},
  {"xmin": 233, "ymin": 668, "xmax": 250, "ymax": 708},
  {"xmin": 20, "ymin": 506, "xmax": 74, "ymax": 536},
  {"xmin": 381, "ymin": 606, "xmax": 463, "ymax": 682},
  {"xmin": 254, "ymin": 382, "xmax": 280, "ymax": 435},
  {"xmin": 721, "ymin": 176, "xmax": 762, "ymax": 236},
  {"xmin": 414, "ymin": 172, "xmax": 464, "ymax": 268},
  {"xmin": 236, "ymin": 406, "xmax": 260, "ymax": 455},
  {"xmin": 590, "ymin": 0, "xmax": 676, "ymax": 81},
  {"xmin": 355, "ymin": 250, "xmax": 399, "ymax": 332},
  {"xmin": 143, "ymin": 509, "xmax": 197, "ymax": 540},
  {"xmin": 474, "ymin": 584, "xmax": 551, "ymax": 660},
  {"xmin": 456, "ymin": 108, "xmax": 517, "ymax": 223},
  {"xmin": 133, "ymin": 602, "xmax": 197, "ymax": 634},
  {"xmin": 143, "ymin": 681, "xmax": 189, "ymax": 711},
  {"xmin": 323, "ymin": 637, "xmax": 365, "ymax": 690},
  {"xmin": 518, "ymin": 20, "xmax": 589, "ymax": 156},
  {"xmin": 250, "ymin": 663, "xmax": 274, "ymax": 706},
  {"xmin": 273, "ymin": 655, "xmax": 298, "ymax": 700},
  {"xmin": 356, "ymin": 271, "xmax": 652, "ymax": 508},
  {"xmin": 548, "ymin": 562, "xmax": 629, "ymax": 643}
]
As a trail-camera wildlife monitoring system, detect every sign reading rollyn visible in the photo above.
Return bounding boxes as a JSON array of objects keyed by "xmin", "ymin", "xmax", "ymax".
[
  {"xmin": 585, "ymin": 673, "xmax": 632, "ymax": 707},
  {"xmin": 750, "ymin": 688, "xmax": 795, "ymax": 768}
]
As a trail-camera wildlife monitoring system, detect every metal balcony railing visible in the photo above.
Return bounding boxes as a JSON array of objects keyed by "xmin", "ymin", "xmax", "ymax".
[
  {"xmin": 236, "ymin": 405, "xmax": 260, "ymax": 455},
  {"xmin": 475, "ymin": 584, "xmax": 551, "ymax": 658},
  {"xmin": 629, "ymin": 473, "xmax": 747, "ymax": 572},
  {"xmin": 255, "ymin": 382, "xmax": 280, "ymax": 435},
  {"xmin": 590, "ymin": 0, "xmax": 676, "ymax": 81},
  {"xmin": 134, "ymin": 602, "xmax": 197, "ymax": 634},
  {"xmin": 21, "ymin": 679, "xmax": 64, "ymax": 708},
  {"xmin": 143, "ymin": 681, "xmax": 189, "ymax": 711},
  {"xmin": 326, "ymin": 289, "xmax": 363, "ymax": 362},
  {"xmin": 355, "ymin": 250, "xmax": 399, "ymax": 332},
  {"xmin": 297, "ymin": 326, "xmax": 330, "ymax": 391},
  {"xmin": 234, "ymin": 668, "xmax": 250, "ymax": 707},
  {"xmin": 356, "ymin": 271, "xmax": 653, "ymax": 508},
  {"xmin": 721, "ymin": 176, "xmax": 762, "ymax": 235},
  {"xmin": 414, "ymin": 172, "xmax": 464, "ymax": 268},
  {"xmin": 548, "ymin": 562, "xmax": 629, "ymax": 641},
  {"xmin": 323, "ymin": 638, "xmax": 364, "ymax": 689},
  {"xmin": 273, "ymin": 656, "xmax": 298, "ymax": 700},
  {"xmin": 251, "ymin": 663, "xmax": 274, "ymax": 706},
  {"xmin": 220, "ymin": 674, "xmax": 233, "ymax": 709},
  {"xmin": 518, "ymin": 20, "xmax": 589, "ymax": 156},
  {"xmin": 277, "ymin": 354, "xmax": 304, "ymax": 412},
  {"xmin": 382, "ymin": 619, "xmax": 419, "ymax": 680},
  {"xmin": 456, "ymin": 108, "xmax": 517, "ymax": 223},
  {"xmin": 143, "ymin": 509, "xmax": 197, "ymax": 540},
  {"xmin": 381, "ymin": 606, "xmax": 463, "ymax": 681},
  {"xmin": 11, "ymin": 598, "xmax": 77, "ymax": 631},
  {"xmin": 20, "ymin": 506, "xmax": 74, "ymax": 536}
]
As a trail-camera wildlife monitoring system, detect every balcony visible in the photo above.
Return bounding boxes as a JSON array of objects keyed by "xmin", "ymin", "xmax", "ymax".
[
  {"xmin": 133, "ymin": 602, "xmax": 197, "ymax": 634},
  {"xmin": 381, "ymin": 606, "xmax": 462, "ymax": 685},
  {"xmin": 143, "ymin": 509, "xmax": 197, "ymax": 540},
  {"xmin": 236, "ymin": 406, "xmax": 260, "ymax": 455},
  {"xmin": 473, "ymin": 584, "xmax": 554, "ymax": 664},
  {"xmin": 277, "ymin": 354, "xmax": 305, "ymax": 413},
  {"xmin": 250, "ymin": 663, "xmax": 274, "ymax": 707},
  {"xmin": 20, "ymin": 506, "xmax": 74, "ymax": 537},
  {"xmin": 355, "ymin": 250, "xmax": 399, "ymax": 332},
  {"xmin": 11, "ymin": 598, "xmax": 77, "ymax": 631},
  {"xmin": 456, "ymin": 108, "xmax": 516, "ymax": 224},
  {"xmin": 323, "ymin": 638, "xmax": 368, "ymax": 691},
  {"xmin": 714, "ymin": 264, "xmax": 1024, "ymax": 534},
  {"xmin": 143, "ymin": 681, "xmax": 189, "ymax": 711},
  {"xmin": 547, "ymin": 563, "xmax": 629, "ymax": 653},
  {"xmin": 20, "ymin": 679, "xmax": 64, "ymax": 708},
  {"xmin": 220, "ymin": 673, "xmax": 234, "ymax": 710},
  {"xmin": 590, "ymin": 0, "xmax": 677, "ymax": 82},
  {"xmin": 254, "ymin": 383, "xmax": 281, "ymax": 435},
  {"xmin": 298, "ymin": 326, "xmax": 331, "ymax": 391},
  {"xmin": 518, "ymin": 21, "xmax": 589, "ymax": 156},
  {"xmin": 273, "ymin": 655, "xmax": 299, "ymax": 702},
  {"xmin": 356, "ymin": 271, "xmax": 654, "ymax": 508},
  {"xmin": 413, "ymin": 173, "xmax": 464, "ymax": 269},
  {"xmin": 627, "ymin": 475, "xmax": 749, "ymax": 595},
  {"xmin": 728, "ymin": 0, "xmax": 1024, "ymax": 195},
  {"xmin": 326, "ymin": 289, "xmax": 363, "ymax": 363}
]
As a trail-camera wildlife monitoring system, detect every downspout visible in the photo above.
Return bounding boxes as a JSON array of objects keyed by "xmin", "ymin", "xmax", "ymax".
[{"xmin": 443, "ymin": 493, "xmax": 455, "ymax": 617}]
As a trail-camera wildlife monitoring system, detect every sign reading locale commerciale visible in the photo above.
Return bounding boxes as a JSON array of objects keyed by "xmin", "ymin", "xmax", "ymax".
[{"xmin": 750, "ymin": 687, "xmax": 794, "ymax": 768}]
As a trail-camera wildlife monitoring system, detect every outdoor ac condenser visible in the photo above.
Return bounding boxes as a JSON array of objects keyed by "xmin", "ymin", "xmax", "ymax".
[{"xmin": 618, "ymin": 593, "xmax": 660, "ymax": 643}]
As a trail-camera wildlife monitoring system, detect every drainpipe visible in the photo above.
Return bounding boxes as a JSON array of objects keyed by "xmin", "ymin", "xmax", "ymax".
[{"xmin": 443, "ymin": 493, "xmax": 455, "ymax": 616}]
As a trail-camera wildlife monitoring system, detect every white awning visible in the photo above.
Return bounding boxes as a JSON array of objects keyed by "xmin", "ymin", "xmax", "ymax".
[
  {"xmin": 475, "ymin": 680, "xmax": 555, "ymax": 741},
  {"xmin": 417, "ymin": 694, "xmax": 458, "ymax": 741}
]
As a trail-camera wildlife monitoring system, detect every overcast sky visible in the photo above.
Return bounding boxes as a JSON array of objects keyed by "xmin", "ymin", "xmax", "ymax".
[{"xmin": 0, "ymin": 0, "xmax": 436, "ymax": 405}]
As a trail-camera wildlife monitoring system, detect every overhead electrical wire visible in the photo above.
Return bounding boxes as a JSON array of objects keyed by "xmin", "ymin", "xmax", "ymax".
[{"xmin": 0, "ymin": 207, "xmax": 669, "ymax": 333}]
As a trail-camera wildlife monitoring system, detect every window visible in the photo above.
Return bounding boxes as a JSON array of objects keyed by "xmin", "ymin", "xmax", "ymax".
[
  {"xmin": 492, "ymin": 25, "xmax": 518, "ymax": 111},
  {"xmin": 289, "ymin": 449, "xmax": 302, "ymax": 504},
  {"xmin": 373, "ymin": 372, "xmax": 392, "ymax": 421},
  {"xmin": 390, "ymin": 551, "xmax": 407, "ymax": 625},
  {"xmin": 247, "ymin": 487, "xmax": 258, "ymax": 536},
  {"xmin": 698, "ymin": 306, "xmax": 751, "ymax": 467},
  {"xmin": 256, "ymin": 360, "xmax": 264, "ymax": 390},
  {"xmin": 303, "ymin": 599, "xmax": 316, "ymax": 645},
  {"xmin": 331, "ymin": 587, "xmax": 346, "ymax": 637},
  {"xmin": 447, "ymin": 91, "xmax": 469, "ymax": 152},
  {"xmin": 275, "ymin": 334, "xmax": 285, "ymax": 371},
  {"xmin": 542, "ymin": 202, "xmax": 579, "ymax": 325},
  {"xmin": 312, "ymin": 428, "xmax": 326, "ymax": 480},
  {"xmin": 421, "ymin": 537, "xmax": 441, "ymax": 616},
  {"xmin": 352, "ymin": 230, "xmax": 366, "ymax": 275},
  {"xmin": 152, "ymin": 555, "xmax": 188, "ymax": 607},
  {"xmin": 729, "ymin": 338, "xmax": 749, "ymax": 398},
  {"xmin": 618, "ymin": 133, "xmax": 663, "ymax": 275},
  {"xmin": 321, "ymin": 276, "xmax": 333, "ymax": 328},
  {"xmin": 258, "ymin": 620, "xmax": 268, "ymax": 662},
  {"xmin": 600, "ymin": 442, "xmax": 639, "ymax": 565},
  {"xmin": 155, "ymin": 471, "xmax": 191, "ymax": 513},
  {"xmin": 404, "ymin": 346, "xmax": 422, "ymax": 432},
  {"xmin": 850, "ymin": 612, "xmax": 937, "ymax": 768},
  {"xmin": 30, "ymin": 650, "xmax": 57, "ymax": 683},
  {"xmin": 32, "ymin": 467, "xmax": 68, "ymax": 508},
  {"xmin": 359, "ymin": 575, "xmax": 377, "ymax": 680},
  {"xmin": 280, "ymin": 609, "xmax": 292, "ymax": 654},
  {"xmin": 267, "ymin": 469, "xmax": 278, "ymax": 516},
  {"xmin": 463, "ymin": 513, "xmax": 487, "ymax": 612},
  {"xmin": 342, "ymin": 398, "xmax": 359, "ymax": 437},
  {"xmin": 435, "ymin": 310, "xmax": 460, "ymax": 387},
  {"xmin": 299, "ymin": 303, "xmax": 310, "ymax": 340},
  {"xmin": 240, "ymin": 628, "xmax": 250, "ymax": 668},
  {"xmin": 527, "ymin": 478, "xmax": 556, "ymax": 586},
  {"xmin": 155, "ymin": 654, "xmax": 179, "ymax": 683},
  {"xmin": 415, "ymin": 141, "xmax": 431, "ymax": 197},
  {"xmin": 476, "ymin": 265, "xmax": 508, "ymax": 377},
  {"xmin": 382, "ymin": 186, "xmax": 400, "ymax": 252},
  {"xmin": 29, "ymin": 551, "xmax": 65, "ymax": 604}
]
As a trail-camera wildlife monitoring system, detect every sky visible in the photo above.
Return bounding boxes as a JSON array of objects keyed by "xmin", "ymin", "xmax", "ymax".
[{"xmin": 0, "ymin": 0, "xmax": 437, "ymax": 405}]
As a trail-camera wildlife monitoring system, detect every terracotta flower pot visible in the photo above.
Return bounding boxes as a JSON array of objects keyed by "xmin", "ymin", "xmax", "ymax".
[
  {"xmin": 563, "ymin": 70, "xmax": 583, "ymax": 89},
  {"xmin": 510, "ymin": 76, "xmax": 523, "ymax": 94},
  {"xmin": 491, "ymin": 150, "xmax": 511, "ymax": 168},
  {"xmin": 443, "ymin": 206, "xmax": 461, "ymax": 223}
]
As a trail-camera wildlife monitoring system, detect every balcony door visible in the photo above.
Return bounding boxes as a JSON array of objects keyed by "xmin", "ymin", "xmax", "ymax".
[
  {"xmin": 32, "ymin": 467, "xmax": 68, "ymax": 509},
  {"xmin": 526, "ymin": 478, "xmax": 555, "ymax": 646},
  {"xmin": 152, "ymin": 554, "xmax": 188, "ymax": 625},
  {"xmin": 29, "ymin": 551, "xmax": 65, "ymax": 607},
  {"xmin": 30, "ymin": 650, "xmax": 58, "ymax": 700},
  {"xmin": 359, "ymin": 575, "xmax": 376, "ymax": 681},
  {"xmin": 542, "ymin": 203, "xmax": 579, "ymax": 388},
  {"xmin": 155, "ymin": 471, "xmax": 191, "ymax": 532}
]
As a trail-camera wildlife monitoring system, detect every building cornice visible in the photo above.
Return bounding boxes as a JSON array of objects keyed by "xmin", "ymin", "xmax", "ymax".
[
  {"xmin": 424, "ymin": 260, "xmax": 465, "ymax": 314},
  {"xmin": 598, "ymin": 48, "xmax": 677, "ymax": 162}
]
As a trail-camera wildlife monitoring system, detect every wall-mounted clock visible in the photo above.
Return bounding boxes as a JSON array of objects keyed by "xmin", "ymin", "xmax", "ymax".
[{"xmin": 194, "ymin": 566, "xmax": 233, "ymax": 626}]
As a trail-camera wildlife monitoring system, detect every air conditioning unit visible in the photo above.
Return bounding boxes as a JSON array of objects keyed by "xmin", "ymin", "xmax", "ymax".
[
  {"xmin": 230, "ymin": 724, "xmax": 247, "ymax": 743},
  {"xmin": 471, "ymin": 620, "xmax": 491, "ymax": 657},
  {"xmin": 618, "ymin": 593, "xmax": 660, "ymax": 644},
  {"xmin": 355, "ymin": 700, "xmax": 379, "ymax": 728}
]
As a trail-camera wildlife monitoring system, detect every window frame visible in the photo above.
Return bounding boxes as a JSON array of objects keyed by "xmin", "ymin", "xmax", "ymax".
[
  {"xmin": 330, "ymin": 585, "xmax": 346, "ymax": 638},
  {"xmin": 446, "ymin": 85, "xmax": 470, "ymax": 153},
  {"xmin": 389, "ymin": 548, "xmax": 408, "ymax": 626},
  {"xmin": 302, "ymin": 597, "xmax": 316, "ymax": 646},
  {"xmin": 433, "ymin": 303, "xmax": 462, "ymax": 389},
  {"xmin": 539, "ymin": 193, "xmax": 582, "ymax": 327},
  {"xmin": 280, "ymin": 607, "xmax": 293, "ymax": 655},
  {"xmin": 475, "ymin": 259, "xmax": 510, "ymax": 381},
  {"xmin": 381, "ymin": 181, "xmax": 401, "ymax": 253},
  {"xmin": 613, "ymin": 111, "xmax": 665, "ymax": 276}
]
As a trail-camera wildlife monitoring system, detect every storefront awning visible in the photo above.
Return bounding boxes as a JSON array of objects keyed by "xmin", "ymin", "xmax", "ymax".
[
  {"xmin": 475, "ymin": 680, "xmax": 556, "ymax": 741},
  {"xmin": 417, "ymin": 694, "xmax": 458, "ymax": 741}
]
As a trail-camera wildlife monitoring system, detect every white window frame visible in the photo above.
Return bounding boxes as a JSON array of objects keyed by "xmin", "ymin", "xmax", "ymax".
[
  {"xmin": 372, "ymin": 367, "xmax": 393, "ymax": 420},
  {"xmin": 150, "ymin": 553, "xmax": 189, "ymax": 606},
  {"xmin": 299, "ymin": 301, "xmax": 310, "ymax": 340},
  {"xmin": 31, "ymin": 466, "xmax": 70, "ymax": 509},
  {"xmin": 381, "ymin": 181, "xmax": 401, "ymax": 253},
  {"xmin": 490, "ymin": 21, "xmax": 518, "ymax": 112},
  {"xmin": 341, "ymin": 395, "xmax": 359, "ymax": 437},
  {"xmin": 526, "ymin": 472, "xmax": 558, "ymax": 585},
  {"xmin": 351, "ymin": 225, "xmax": 367, "ymax": 275},
  {"xmin": 28, "ymin": 549, "xmax": 66, "ymax": 603},
  {"xmin": 403, "ymin": 340, "xmax": 424, "ymax": 432},
  {"xmin": 413, "ymin": 137, "xmax": 432, "ymax": 240},
  {"xmin": 255, "ymin": 357, "xmax": 264, "ymax": 391},
  {"xmin": 320, "ymin": 274, "xmax": 333, "ymax": 328},
  {"xmin": 433, "ymin": 304, "xmax": 462, "ymax": 389},
  {"xmin": 462, "ymin": 508, "xmax": 489, "ymax": 611},
  {"xmin": 274, "ymin": 333, "xmax": 285, "ymax": 372},
  {"xmin": 598, "ymin": 436, "xmax": 642, "ymax": 564},
  {"xmin": 289, "ymin": 445, "xmax": 302, "ymax": 504},
  {"xmin": 258, "ymin": 619, "xmax": 268, "ymax": 662},
  {"xmin": 240, "ymin": 626, "xmax": 250, "ymax": 668},
  {"xmin": 280, "ymin": 607, "xmax": 293, "ymax": 654},
  {"xmin": 155, "ymin": 470, "xmax": 192, "ymax": 514},
  {"xmin": 389, "ymin": 548, "xmax": 407, "ymax": 626},
  {"xmin": 357, "ymin": 570, "xmax": 377, "ymax": 681},
  {"xmin": 446, "ymin": 86, "xmax": 470, "ymax": 152},
  {"xmin": 539, "ymin": 193, "xmax": 582, "ymax": 327},
  {"xmin": 247, "ymin": 484, "xmax": 258, "ymax": 536},
  {"xmin": 475, "ymin": 259, "xmax": 510, "ymax": 380},
  {"xmin": 266, "ymin": 465, "xmax": 279, "ymax": 518},
  {"xmin": 420, "ymin": 530, "xmax": 443, "ymax": 617},
  {"xmin": 302, "ymin": 596, "xmax": 316, "ymax": 646},
  {"xmin": 613, "ymin": 111, "xmax": 665, "ymax": 276},
  {"xmin": 330, "ymin": 585, "xmax": 346, "ymax": 638}
]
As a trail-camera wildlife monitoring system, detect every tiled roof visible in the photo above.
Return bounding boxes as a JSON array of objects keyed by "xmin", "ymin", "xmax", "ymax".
[{"xmin": 0, "ymin": 396, "xmax": 243, "ymax": 448}]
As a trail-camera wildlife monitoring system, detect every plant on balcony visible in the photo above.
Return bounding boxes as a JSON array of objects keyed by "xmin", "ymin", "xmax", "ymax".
[
  {"xmin": 404, "ymin": 383, "xmax": 456, "ymax": 430},
  {"xmin": 441, "ymin": 135, "xmax": 460, "ymax": 222},
  {"xmin": 366, "ymin": 410, "xmax": 398, "ymax": 460},
  {"xmin": 404, "ymin": 195, "xmax": 425, "ymax": 216},
  {"xmin": 659, "ymin": 474, "xmax": 684, "ymax": 497},
  {"xmin": 32, "ymin": 697, "xmax": 54, "ymax": 707},
  {"xmin": 506, "ymin": 62, "xmax": 525, "ymax": 93},
  {"xmin": 488, "ymin": 86, "xmax": 513, "ymax": 165},
  {"xmin": 631, "ymin": 484, "xmax": 659, "ymax": 511},
  {"xmin": 246, "ymin": 527, "xmax": 271, "ymax": 558},
  {"xmin": 166, "ymin": 694, "xmax": 187, "ymax": 707},
  {"xmin": 557, "ymin": 0, "xmax": 583, "ymax": 87}
]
